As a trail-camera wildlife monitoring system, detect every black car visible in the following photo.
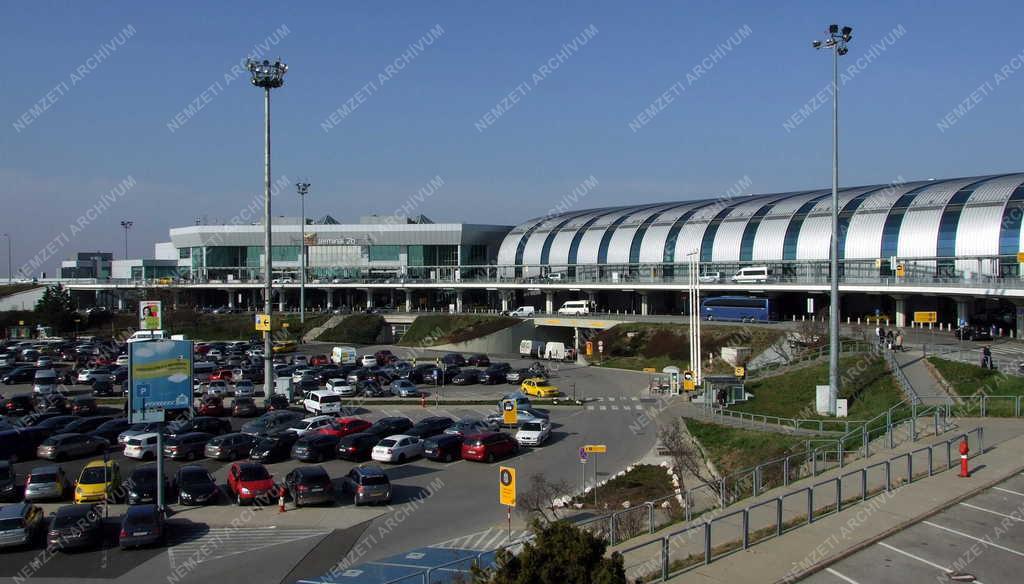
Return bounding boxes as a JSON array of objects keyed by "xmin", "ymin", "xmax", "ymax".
[
  {"xmin": 70, "ymin": 397, "xmax": 98, "ymax": 416},
  {"xmin": 451, "ymin": 369, "xmax": 481, "ymax": 385},
  {"xmin": 336, "ymin": 433, "xmax": 380, "ymax": 461},
  {"xmin": 232, "ymin": 397, "xmax": 260, "ymax": 417},
  {"xmin": 118, "ymin": 504, "xmax": 165, "ymax": 549},
  {"xmin": 62, "ymin": 416, "xmax": 113, "ymax": 435},
  {"xmin": 32, "ymin": 415, "xmax": 80, "ymax": 436},
  {"xmin": 422, "ymin": 366, "xmax": 460, "ymax": 385},
  {"xmin": 166, "ymin": 417, "xmax": 231, "ymax": 438},
  {"xmin": 2, "ymin": 395, "xmax": 34, "ymax": 416},
  {"xmin": 90, "ymin": 418, "xmax": 132, "ymax": 443},
  {"xmin": 366, "ymin": 416, "xmax": 414, "ymax": 438},
  {"xmin": 0, "ymin": 427, "xmax": 49, "ymax": 462},
  {"xmin": 172, "ymin": 464, "xmax": 219, "ymax": 506},
  {"xmin": 423, "ymin": 434, "xmax": 464, "ymax": 462},
  {"xmin": 263, "ymin": 393, "xmax": 290, "ymax": 411},
  {"xmin": 2, "ymin": 366, "xmax": 36, "ymax": 384},
  {"xmin": 346, "ymin": 368, "xmax": 372, "ymax": 384},
  {"xmin": 249, "ymin": 431, "xmax": 300, "ymax": 463},
  {"xmin": 47, "ymin": 504, "xmax": 104, "ymax": 551},
  {"xmin": 0, "ymin": 460, "xmax": 16, "ymax": 500},
  {"xmin": 35, "ymin": 395, "xmax": 71, "ymax": 414},
  {"xmin": 204, "ymin": 433, "xmax": 257, "ymax": 461},
  {"xmin": 467, "ymin": 354, "xmax": 490, "ymax": 367},
  {"xmin": 163, "ymin": 432, "xmax": 214, "ymax": 461},
  {"xmin": 291, "ymin": 433, "xmax": 340, "ymax": 463},
  {"xmin": 441, "ymin": 353, "xmax": 466, "ymax": 367},
  {"xmin": 91, "ymin": 379, "xmax": 115, "ymax": 396},
  {"xmin": 406, "ymin": 416, "xmax": 454, "ymax": 438},
  {"xmin": 283, "ymin": 466, "xmax": 335, "ymax": 507},
  {"xmin": 480, "ymin": 363, "xmax": 512, "ymax": 385},
  {"xmin": 124, "ymin": 465, "xmax": 169, "ymax": 506},
  {"xmin": 356, "ymin": 380, "xmax": 389, "ymax": 397},
  {"xmin": 406, "ymin": 364, "xmax": 436, "ymax": 384}
]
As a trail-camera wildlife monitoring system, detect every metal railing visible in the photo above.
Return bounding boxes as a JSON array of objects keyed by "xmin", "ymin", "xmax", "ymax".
[
  {"xmin": 618, "ymin": 427, "xmax": 985, "ymax": 582},
  {"xmin": 744, "ymin": 340, "xmax": 874, "ymax": 380},
  {"xmin": 925, "ymin": 344, "xmax": 1024, "ymax": 378},
  {"xmin": 702, "ymin": 408, "xmax": 866, "ymax": 434},
  {"xmin": 880, "ymin": 343, "xmax": 921, "ymax": 405}
]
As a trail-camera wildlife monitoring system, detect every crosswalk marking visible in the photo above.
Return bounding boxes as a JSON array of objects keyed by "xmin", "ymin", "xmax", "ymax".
[
  {"xmin": 431, "ymin": 527, "xmax": 531, "ymax": 551},
  {"xmin": 167, "ymin": 527, "xmax": 330, "ymax": 569}
]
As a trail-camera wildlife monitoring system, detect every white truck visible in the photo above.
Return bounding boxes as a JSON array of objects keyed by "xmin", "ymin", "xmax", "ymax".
[
  {"xmin": 519, "ymin": 340, "xmax": 544, "ymax": 358},
  {"xmin": 544, "ymin": 341, "xmax": 567, "ymax": 361},
  {"xmin": 331, "ymin": 346, "xmax": 358, "ymax": 365}
]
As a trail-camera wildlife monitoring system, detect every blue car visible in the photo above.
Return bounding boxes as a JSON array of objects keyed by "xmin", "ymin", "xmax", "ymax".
[{"xmin": 389, "ymin": 379, "xmax": 421, "ymax": 398}]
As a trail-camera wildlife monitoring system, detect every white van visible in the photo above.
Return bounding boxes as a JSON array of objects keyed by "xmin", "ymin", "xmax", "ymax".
[
  {"xmin": 32, "ymin": 369, "xmax": 59, "ymax": 396},
  {"xmin": 544, "ymin": 342, "xmax": 567, "ymax": 361},
  {"xmin": 731, "ymin": 266, "xmax": 772, "ymax": 284},
  {"xmin": 557, "ymin": 300, "xmax": 590, "ymax": 316},
  {"xmin": 520, "ymin": 340, "xmax": 544, "ymax": 358},
  {"xmin": 127, "ymin": 330, "xmax": 167, "ymax": 343},
  {"xmin": 304, "ymin": 390, "xmax": 343, "ymax": 415},
  {"xmin": 331, "ymin": 346, "xmax": 358, "ymax": 365},
  {"xmin": 508, "ymin": 306, "xmax": 536, "ymax": 317}
]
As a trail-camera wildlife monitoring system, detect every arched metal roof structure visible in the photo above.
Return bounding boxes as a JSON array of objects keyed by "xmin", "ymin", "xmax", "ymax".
[{"xmin": 497, "ymin": 173, "xmax": 1024, "ymax": 275}]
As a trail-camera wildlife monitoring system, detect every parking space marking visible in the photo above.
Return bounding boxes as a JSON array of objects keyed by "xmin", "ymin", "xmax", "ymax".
[
  {"xmin": 607, "ymin": 397, "xmax": 615, "ymax": 401},
  {"xmin": 167, "ymin": 526, "xmax": 331, "ymax": 569},
  {"xmin": 995, "ymin": 486, "xmax": 1024, "ymax": 498},
  {"xmin": 824, "ymin": 567, "xmax": 861, "ymax": 584},
  {"xmin": 586, "ymin": 405, "xmax": 594, "ymax": 410},
  {"xmin": 923, "ymin": 520, "xmax": 1024, "ymax": 558},
  {"xmin": 960, "ymin": 501, "xmax": 1024, "ymax": 522},
  {"xmin": 634, "ymin": 405, "xmax": 643, "ymax": 410},
  {"xmin": 876, "ymin": 542, "xmax": 968, "ymax": 579},
  {"xmin": 599, "ymin": 406, "xmax": 607, "ymax": 411},
  {"xmin": 611, "ymin": 405, "xmax": 619, "ymax": 411}
]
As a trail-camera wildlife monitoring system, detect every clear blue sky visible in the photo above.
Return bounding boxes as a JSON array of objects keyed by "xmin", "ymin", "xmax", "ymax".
[{"xmin": 3, "ymin": 0, "xmax": 1023, "ymax": 275}]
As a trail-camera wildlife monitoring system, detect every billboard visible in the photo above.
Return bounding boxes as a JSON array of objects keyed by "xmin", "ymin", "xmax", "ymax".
[
  {"xmin": 139, "ymin": 300, "xmax": 162, "ymax": 330},
  {"xmin": 129, "ymin": 339, "xmax": 193, "ymax": 422}
]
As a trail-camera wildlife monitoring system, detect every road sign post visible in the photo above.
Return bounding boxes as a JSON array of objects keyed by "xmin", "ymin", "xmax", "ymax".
[
  {"xmin": 582, "ymin": 445, "xmax": 607, "ymax": 506},
  {"xmin": 499, "ymin": 466, "xmax": 516, "ymax": 542},
  {"xmin": 502, "ymin": 400, "xmax": 517, "ymax": 426}
]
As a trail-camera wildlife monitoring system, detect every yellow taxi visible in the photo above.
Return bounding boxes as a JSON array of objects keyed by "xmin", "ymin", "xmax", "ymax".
[
  {"xmin": 74, "ymin": 459, "xmax": 121, "ymax": 504},
  {"xmin": 520, "ymin": 377, "xmax": 559, "ymax": 398},
  {"xmin": 272, "ymin": 340, "xmax": 297, "ymax": 353}
]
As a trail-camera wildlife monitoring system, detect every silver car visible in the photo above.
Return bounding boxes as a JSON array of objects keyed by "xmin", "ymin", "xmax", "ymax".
[
  {"xmin": 0, "ymin": 502, "xmax": 45, "ymax": 549},
  {"xmin": 234, "ymin": 380, "xmax": 256, "ymax": 398},
  {"xmin": 23, "ymin": 466, "xmax": 71, "ymax": 501}
]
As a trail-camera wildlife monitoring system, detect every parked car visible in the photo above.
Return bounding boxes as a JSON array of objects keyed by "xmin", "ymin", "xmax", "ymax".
[
  {"xmin": 118, "ymin": 422, "xmax": 164, "ymax": 445},
  {"xmin": 325, "ymin": 378, "xmax": 356, "ymax": 396},
  {"xmin": 2, "ymin": 395, "xmax": 35, "ymax": 416},
  {"xmin": 123, "ymin": 433, "xmax": 160, "ymax": 461},
  {"xmin": 451, "ymin": 369, "xmax": 481, "ymax": 385},
  {"xmin": 124, "ymin": 465, "xmax": 168, "ymax": 506},
  {"xmin": 466, "ymin": 354, "xmax": 490, "ymax": 367},
  {"xmin": 34, "ymin": 394, "xmax": 70, "ymax": 414},
  {"xmin": 341, "ymin": 464, "xmax": 391, "ymax": 506},
  {"xmin": 304, "ymin": 390, "xmax": 343, "ymax": 416},
  {"xmin": 285, "ymin": 415, "xmax": 334, "ymax": 436},
  {"xmin": 241, "ymin": 410, "xmax": 302, "ymax": 436},
  {"xmin": 70, "ymin": 397, "xmax": 98, "ymax": 416},
  {"xmin": 504, "ymin": 368, "xmax": 532, "ymax": 384},
  {"xmin": 441, "ymin": 353, "xmax": 466, "ymax": 367},
  {"xmin": 91, "ymin": 379, "xmax": 115, "ymax": 397},
  {"xmin": 0, "ymin": 502, "xmax": 45, "ymax": 549},
  {"xmin": 232, "ymin": 397, "xmax": 260, "ymax": 417},
  {"xmin": 90, "ymin": 417, "xmax": 132, "ymax": 443},
  {"xmin": 47, "ymin": 503, "xmax": 104, "ymax": 551},
  {"xmin": 24, "ymin": 465, "xmax": 71, "ymax": 501},
  {"xmin": 249, "ymin": 431, "xmax": 300, "ymax": 463},
  {"xmin": 226, "ymin": 462, "xmax": 276, "ymax": 505},
  {"xmin": 206, "ymin": 380, "xmax": 229, "ymax": 397},
  {"xmin": 423, "ymin": 434, "xmax": 464, "ymax": 462},
  {"xmin": 366, "ymin": 416, "xmax": 414, "ymax": 438},
  {"xmin": 406, "ymin": 416, "xmax": 454, "ymax": 438},
  {"xmin": 0, "ymin": 460, "xmax": 15, "ymax": 501},
  {"xmin": 291, "ymin": 433, "xmax": 341, "ymax": 463},
  {"xmin": 515, "ymin": 419, "xmax": 552, "ymax": 446},
  {"xmin": 163, "ymin": 432, "xmax": 213, "ymax": 461},
  {"xmin": 118, "ymin": 504, "xmax": 165, "ymax": 549},
  {"xmin": 73, "ymin": 459, "xmax": 121, "ymax": 504},
  {"xmin": 372, "ymin": 434, "xmax": 424, "ymax": 463},
  {"xmin": 63, "ymin": 417, "xmax": 113, "ymax": 436},
  {"xmin": 172, "ymin": 464, "xmax": 219, "ymax": 506},
  {"xmin": 318, "ymin": 417, "xmax": 372, "ymax": 439},
  {"xmin": 389, "ymin": 379, "xmax": 421, "ymax": 397},
  {"xmin": 356, "ymin": 380, "xmax": 389, "ymax": 397},
  {"xmin": 487, "ymin": 408, "xmax": 548, "ymax": 428},
  {"xmin": 205, "ymin": 433, "xmax": 258, "ymax": 461},
  {"xmin": 166, "ymin": 417, "xmax": 231, "ymax": 437},
  {"xmin": 444, "ymin": 418, "xmax": 497, "ymax": 437},
  {"xmin": 461, "ymin": 432, "xmax": 518, "ymax": 462},
  {"xmin": 2, "ymin": 366, "xmax": 37, "ymax": 385},
  {"xmin": 233, "ymin": 380, "xmax": 256, "ymax": 398},
  {"xmin": 336, "ymin": 433, "xmax": 380, "ymax": 461},
  {"xmin": 197, "ymin": 396, "xmax": 226, "ymax": 417},
  {"xmin": 520, "ymin": 378, "xmax": 559, "ymax": 397},
  {"xmin": 37, "ymin": 433, "xmax": 109, "ymax": 461},
  {"xmin": 284, "ymin": 466, "xmax": 335, "ymax": 507},
  {"xmin": 263, "ymin": 393, "xmax": 290, "ymax": 412},
  {"xmin": 480, "ymin": 363, "xmax": 512, "ymax": 385},
  {"xmin": 76, "ymin": 367, "xmax": 112, "ymax": 385}
]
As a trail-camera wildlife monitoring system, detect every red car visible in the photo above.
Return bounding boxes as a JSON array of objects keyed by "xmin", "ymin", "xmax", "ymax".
[
  {"xmin": 318, "ymin": 417, "xmax": 373, "ymax": 438},
  {"xmin": 309, "ymin": 355, "xmax": 330, "ymax": 366},
  {"xmin": 210, "ymin": 369, "xmax": 234, "ymax": 382},
  {"xmin": 226, "ymin": 462, "xmax": 276, "ymax": 506},
  {"xmin": 374, "ymin": 350, "xmax": 396, "ymax": 365},
  {"xmin": 197, "ymin": 397, "xmax": 226, "ymax": 417},
  {"xmin": 461, "ymin": 432, "xmax": 518, "ymax": 463},
  {"xmin": 195, "ymin": 344, "xmax": 210, "ymax": 355}
]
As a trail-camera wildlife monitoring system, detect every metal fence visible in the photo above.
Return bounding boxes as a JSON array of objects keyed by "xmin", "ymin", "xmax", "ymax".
[
  {"xmin": 702, "ymin": 408, "xmax": 866, "ymax": 434},
  {"xmin": 618, "ymin": 427, "xmax": 985, "ymax": 583},
  {"xmin": 924, "ymin": 343, "xmax": 1024, "ymax": 378}
]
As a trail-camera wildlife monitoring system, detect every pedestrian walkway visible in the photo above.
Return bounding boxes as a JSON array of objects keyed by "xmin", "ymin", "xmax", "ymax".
[
  {"xmin": 585, "ymin": 395, "xmax": 648, "ymax": 413},
  {"xmin": 892, "ymin": 346, "xmax": 957, "ymax": 406},
  {"xmin": 430, "ymin": 526, "xmax": 532, "ymax": 551},
  {"xmin": 167, "ymin": 525, "xmax": 332, "ymax": 570}
]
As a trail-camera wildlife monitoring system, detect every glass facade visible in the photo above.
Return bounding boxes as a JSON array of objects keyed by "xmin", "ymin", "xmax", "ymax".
[{"xmin": 369, "ymin": 245, "xmax": 400, "ymax": 262}]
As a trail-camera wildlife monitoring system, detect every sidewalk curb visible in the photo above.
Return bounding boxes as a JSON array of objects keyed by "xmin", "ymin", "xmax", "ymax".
[{"xmin": 779, "ymin": 457, "xmax": 1024, "ymax": 583}]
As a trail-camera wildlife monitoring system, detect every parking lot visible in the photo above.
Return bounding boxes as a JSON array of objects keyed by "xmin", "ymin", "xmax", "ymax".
[{"xmin": 805, "ymin": 472, "xmax": 1024, "ymax": 583}]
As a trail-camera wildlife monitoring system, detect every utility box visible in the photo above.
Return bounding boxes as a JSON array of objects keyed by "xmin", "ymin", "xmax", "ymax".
[{"xmin": 275, "ymin": 377, "xmax": 294, "ymax": 402}]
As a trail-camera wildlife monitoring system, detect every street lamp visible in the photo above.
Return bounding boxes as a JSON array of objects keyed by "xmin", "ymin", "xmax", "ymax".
[
  {"xmin": 1, "ymin": 233, "xmax": 10, "ymax": 283},
  {"xmin": 296, "ymin": 180, "xmax": 311, "ymax": 324},
  {"xmin": 246, "ymin": 57, "xmax": 288, "ymax": 396},
  {"xmin": 120, "ymin": 220, "xmax": 133, "ymax": 260},
  {"xmin": 813, "ymin": 24, "xmax": 852, "ymax": 404}
]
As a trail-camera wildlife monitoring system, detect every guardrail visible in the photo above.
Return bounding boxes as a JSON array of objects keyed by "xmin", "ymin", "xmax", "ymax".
[
  {"xmin": 617, "ymin": 427, "xmax": 985, "ymax": 582},
  {"xmin": 880, "ymin": 343, "xmax": 921, "ymax": 405},
  {"xmin": 702, "ymin": 408, "xmax": 866, "ymax": 434}
]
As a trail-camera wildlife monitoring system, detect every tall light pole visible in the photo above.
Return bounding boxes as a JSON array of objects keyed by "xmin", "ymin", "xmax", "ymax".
[
  {"xmin": 296, "ymin": 181, "xmax": 311, "ymax": 324},
  {"xmin": 814, "ymin": 24, "xmax": 852, "ymax": 403},
  {"xmin": 119, "ymin": 220, "xmax": 133, "ymax": 259},
  {"xmin": 2, "ymin": 233, "xmax": 10, "ymax": 283},
  {"xmin": 247, "ymin": 58, "xmax": 288, "ymax": 396}
]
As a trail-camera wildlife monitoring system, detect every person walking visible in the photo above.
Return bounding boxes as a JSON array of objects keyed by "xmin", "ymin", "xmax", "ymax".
[
  {"xmin": 981, "ymin": 345, "xmax": 993, "ymax": 370},
  {"xmin": 886, "ymin": 330, "xmax": 895, "ymax": 350},
  {"xmin": 895, "ymin": 330, "xmax": 905, "ymax": 352}
]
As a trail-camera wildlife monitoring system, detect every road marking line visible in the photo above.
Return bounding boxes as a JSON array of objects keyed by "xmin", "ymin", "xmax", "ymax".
[
  {"xmin": 960, "ymin": 502, "xmax": 1024, "ymax": 522},
  {"xmin": 599, "ymin": 406, "xmax": 607, "ymax": 411},
  {"xmin": 923, "ymin": 520, "xmax": 1024, "ymax": 558},
  {"xmin": 995, "ymin": 486, "xmax": 1024, "ymax": 497},
  {"xmin": 635, "ymin": 405, "xmax": 644, "ymax": 410},
  {"xmin": 631, "ymin": 396, "xmax": 639, "ymax": 401},
  {"xmin": 607, "ymin": 397, "xmax": 616, "ymax": 401},
  {"xmin": 611, "ymin": 405, "xmax": 619, "ymax": 411},
  {"xmin": 877, "ymin": 542, "xmax": 956, "ymax": 575},
  {"xmin": 824, "ymin": 567, "xmax": 860, "ymax": 584},
  {"xmin": 586, "ymin": 405, "xmax": 594, "ymax": 410}
]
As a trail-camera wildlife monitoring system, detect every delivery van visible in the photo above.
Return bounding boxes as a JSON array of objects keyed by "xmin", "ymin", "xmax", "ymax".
[
  {"xmin": 519, "ymin": 340, "xmax": 544, "ymax": 358},
  {"xmin": 331, "ymin": 346, "xmax": 358, "ymax": 365}
]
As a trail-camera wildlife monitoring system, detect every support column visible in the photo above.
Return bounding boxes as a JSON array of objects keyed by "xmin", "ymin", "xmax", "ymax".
[
  {"xmin": 640, "ymin": 292, "xmax": 649, "ymax": 316},
  {"xmin": 545, "ymin": 291, "xmax": 554, "ymax": 314},
  {"xmin": 587, "ymin": 290, "xmax": 597, "ymax": 312},
  {"xmin": 1016, "ymin": 301, "xmax": 1024, "ymax": 338},
  {"xmin": 227, "ymin": 290, "xmax": 236, "ymax": 310},
  {"xmin": 956, "ymin": 299, "xmax": 971, "ymax": 327},
  {"xmin": 365, "ymin": 289, "xmax": 373, "ymax": 309},
  {"xmin": 326, "ymin": 289, "xmax": 333, "ymax": 311},
  {"xmin": 278, "ymin": 290, "xmax": 286, "ymax": 313},
  {"xmin": 405, "ymin": 290, "xmax": 412, "ymax": 312},
  {"xmin": 456, "ymin": 290, "xmax": 464, "ymax": 313},
  {"xmin": 172, "ymin": 289, "xmax": 180, "ymax": 310},
  {"xmin": 500, "ymin": 291, "xmax": 510, "ymax": 313},
  {"xmin": 893, "ymin": 296, "xmax": 906, "ymax": 328},
  {"xmin": 116, "ymin": 293, "xmax": 125, "ymax": 311}
]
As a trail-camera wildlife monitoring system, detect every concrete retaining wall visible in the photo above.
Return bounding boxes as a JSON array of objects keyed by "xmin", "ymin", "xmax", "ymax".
[
  {"xmin": 0, "ymin": 287, "xmax": 44, "ymax": 311},
  {"xmin": 429, "ymin": 319, "xmax": 574, "ymax": 356}
]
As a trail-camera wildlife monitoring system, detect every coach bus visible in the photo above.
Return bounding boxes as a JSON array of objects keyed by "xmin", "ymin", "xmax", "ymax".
[{"xmin": 700, "ymin": 296, "xmax": 774, "ymax": 322}]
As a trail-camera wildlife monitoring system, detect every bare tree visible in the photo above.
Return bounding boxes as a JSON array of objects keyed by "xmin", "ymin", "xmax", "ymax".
[
  {"xmin": 517, "ymin": 473, "xmax": 573, "ymax": 524},
  {"xmin": 658, "ymin": 420, "xmax": 719, "ymax": 497}
]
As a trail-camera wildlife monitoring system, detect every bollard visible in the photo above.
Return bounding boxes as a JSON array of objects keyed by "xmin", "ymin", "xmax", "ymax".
[
  {"xmin": 279, "ymin": 485, "xmax": 287, "ymax": 512},
  {"xmin": 958, "ymin": 438, "xmax": 970, "ymax": 478},
  {"xmin": 420, "ymin": 395, "xmax": 427, "ymax": 409}
]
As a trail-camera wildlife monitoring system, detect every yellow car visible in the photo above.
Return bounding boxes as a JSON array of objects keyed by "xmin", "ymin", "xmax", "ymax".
[
  {"xmin": 272, "ymin": 340, "xmax": 297, "ymax": 353},
  {"xmin": 74, "ymin": 459, "xmax": 121, "ymax": 504},
  {"xmin": 521, "ymin": 378, "xmax": 559, "ymax": 398}
]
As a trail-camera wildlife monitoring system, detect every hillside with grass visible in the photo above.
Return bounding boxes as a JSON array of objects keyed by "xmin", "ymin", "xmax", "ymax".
[
  {"xmin": 318, "ymin": 313, "xmax": 386, "ymax": 344},
  {"xmin": 591, "ymin": 322, "xmax": 784, "ymax": 372},
  {"xmin": 684, "ymin": 418, "xmax": 805, "ymax": 476},
  {"xmin": 928, "ymin": 356, "xmax": 1024, "ymax": 416},
  {"xmin": 397, "ymin": 314, "xmax": 519, "ymax": 347}
]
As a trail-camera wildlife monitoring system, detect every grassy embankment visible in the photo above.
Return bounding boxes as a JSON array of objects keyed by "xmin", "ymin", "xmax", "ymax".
[
  {"xmin": 592, "ymin": 322, "xmax": 784, "ymax": 372},
  {"xmin": 397, "ymin": 314, "xmax": 520, "ymax": 347}
]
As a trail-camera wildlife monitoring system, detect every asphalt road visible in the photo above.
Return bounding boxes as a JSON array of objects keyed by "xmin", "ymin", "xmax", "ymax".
[{"xmin": 0, "ymin": 344, "xmax": 659, "ymax": 583}]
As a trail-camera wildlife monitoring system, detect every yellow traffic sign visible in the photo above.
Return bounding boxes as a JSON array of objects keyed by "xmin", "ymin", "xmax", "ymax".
[
  {"xmin": 502, "ymin": 400, "xmax": 517, "ymax": 425},
  {"xmin": 895, "ymin": 264, "xmax": 906, "ymax": 277},
  {"xmin": 734, "ymin": 366, "xmax": 745, "ymax": 378},
  {"xmin": 583, "ymin": 444, "xmax": 607, "ymax": 453},
  {"xmin": 642, "ymin": 367, "xmax": 657, "ymax": 373},
  {"xmin": 499, "ymin": 466, "xmax": 516, "ymax": 507},
  {"xmin": 1017, "ymin": 252, "xmax": 1024, "ymax": 263},
  {"xmin": 683, "ymin": 369, "xmax": 696, "ymax": 391},
  {"xmin": 255, "ymin": 314, "xmax": 271, "ymax": 331},
  {"xmin": 914, "ymin": 311, "xmax": 937, "ymax": 323}
]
